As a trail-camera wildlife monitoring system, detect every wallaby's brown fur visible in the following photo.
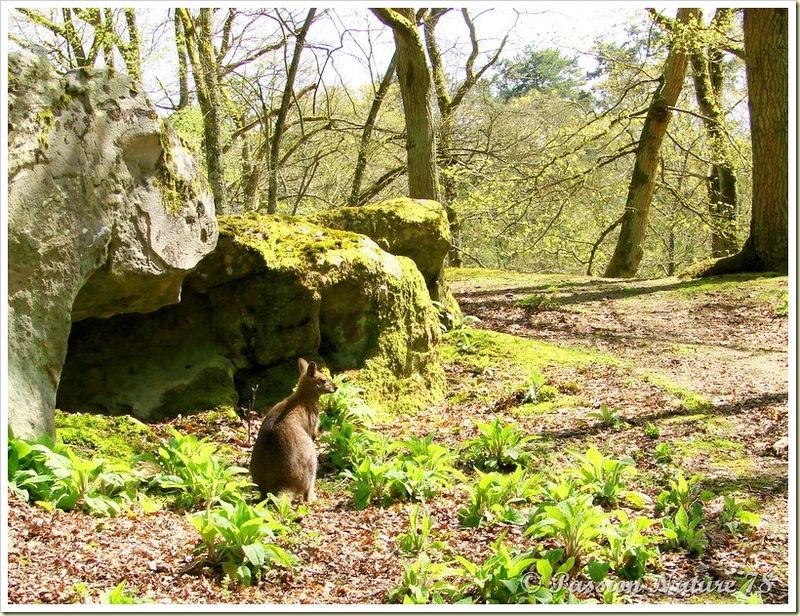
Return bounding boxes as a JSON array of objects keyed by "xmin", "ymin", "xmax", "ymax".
[{"xmin": 249, "ymin": 358, "xmax": 337, "ymax": 502}]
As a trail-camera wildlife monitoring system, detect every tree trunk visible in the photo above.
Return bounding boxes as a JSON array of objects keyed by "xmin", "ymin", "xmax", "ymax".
[
  {"xmin": 439, "ymin": 108, "xmax": 463, "ymax": 266},
  {"xmin": 690, "ymin": 8, "xmax": 788, "ymax": 277},
  {"xmin": 196, "ymin": 9, "xmax": 227, "ymax": 212},
  {"xmin": 372, "ymin": 8, "xmax": 440, "ymax": 201},
  {"xmin": 243, "ymin": 139, "xmax": 268, "ymax": 211},
  {"xmin": 178, "ymin": 9, "xmax": 228, "ymax": 212},
  {"xmin": 62, "ymin": 9, "xmax": 87, "ymax": 66},
  {"xmin": 742, "ymin": 8, "xmax": 788, "ymax": 272},
  {"xmin": 690, "ymin": 8, "xmax": 738, "ymax": 257},
  {"xmin": 101, "ymin": 9, "xmax": 115, "ymax": 69},
  {"xmin": 422, "ymin": 8, "xmax": 506, "ymax": 266},
  {"xmin": 604, "ymin": 8, "xmax": 696, "ymax": 278},
  {"xmin": 349, "ymin": 50, "xmax": 398, "ymax": 206},
  {"xmin": 267, "ymin": 9, "xmax": 316, "ymax": 214},
  {"xmin": 122, "ymin": 9, "xmax": 141, "ymax": 82},
  {"xmin": 174, "ymin": 11, "xmax": 189, "ymax": 110}
]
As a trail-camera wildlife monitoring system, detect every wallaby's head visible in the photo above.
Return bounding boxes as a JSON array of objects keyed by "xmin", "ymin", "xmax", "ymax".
[{"xmin": 297, "ymin": 358, "xmax": 337, "ymax": 395}]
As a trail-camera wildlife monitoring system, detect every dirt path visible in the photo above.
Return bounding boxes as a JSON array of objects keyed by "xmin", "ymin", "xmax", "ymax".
[{"xmin": 453, "ymin": 273, "xmax": 788, "ymax": 411}]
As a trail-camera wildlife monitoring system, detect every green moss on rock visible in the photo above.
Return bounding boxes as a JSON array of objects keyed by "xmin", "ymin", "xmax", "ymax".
[
  {"xmin": 34, "ymin": 109, "xmax": 56, "ymax": 150},
  {"xmin": 55, "ymin": 409, "xmax": 158, "ymax": 458},
  {"xmin": 310, "ymin": 198, "xmax": 461, "ymax": 326},
  {"xmin": 204, "ymin": 213, "xmax": 446, "ymax": 416},
  {"xmin": 55, "ymin": 212, "xmax": 446, "ymax": 421},
  {"xmin": 155, "ymin": 120, "xmax": 200, "ymax": 216},
  {"xmin": 310, "ymin": 198, "xmax": 451, "ymax": 286}
]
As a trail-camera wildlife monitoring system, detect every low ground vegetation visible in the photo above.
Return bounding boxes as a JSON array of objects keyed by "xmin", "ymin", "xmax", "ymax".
[{"xmin": 6, "ymin": 270, "xmax": 788, "ymax": 604}]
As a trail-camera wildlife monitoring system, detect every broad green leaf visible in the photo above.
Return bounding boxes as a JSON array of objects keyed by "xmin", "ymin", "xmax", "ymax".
[
  {"xmin": 587, "ymin": 560, "xmax": 610, "ymax": 583},
  {"xmin": 241, "ymin": 542, "xmax": 266, "ymax": 567}
]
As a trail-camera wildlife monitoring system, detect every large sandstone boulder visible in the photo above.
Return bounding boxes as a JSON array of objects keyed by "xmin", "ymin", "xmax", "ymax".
[
  {"xmin": 310, "ymin": 198, "xmax": 461, "ymax": 320},
  {"xmin": 57, "ymin": 214, "xmax": 446, "ymax": 418},
  {"xmin": 8, "ymin": 50, "xmax": 217, "ymax": 439}
]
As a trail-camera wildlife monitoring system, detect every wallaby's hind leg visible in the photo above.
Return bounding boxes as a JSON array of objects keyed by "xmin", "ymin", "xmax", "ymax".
[{"xmin": 302, "ymin": 453, "xmax": 318, "ymax": 503}]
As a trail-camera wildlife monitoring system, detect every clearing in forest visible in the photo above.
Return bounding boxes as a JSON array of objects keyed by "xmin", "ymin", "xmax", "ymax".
[{"xmin": 6, "ymin": 269, "xmax": 790, "ymax": 605}]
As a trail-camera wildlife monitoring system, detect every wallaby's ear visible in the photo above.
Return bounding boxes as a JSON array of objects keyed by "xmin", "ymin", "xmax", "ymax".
[
  {"xmin": 298, "ymin": 357, "xmax": 308, "ymax": 375},
  {"xmin": 307, "ymin": 361, "xmax": 317, "ymax": 376}
]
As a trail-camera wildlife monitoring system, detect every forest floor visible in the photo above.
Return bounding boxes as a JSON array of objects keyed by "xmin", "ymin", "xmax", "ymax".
[{"xmin": 6, "ymin": 268, "xmax": 791, "ymax": 606}]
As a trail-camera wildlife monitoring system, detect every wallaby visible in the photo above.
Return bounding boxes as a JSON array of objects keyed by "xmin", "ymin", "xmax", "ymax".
[{"xmin": 249, "ymin": 358, "xmax": 337, "ymax": 503}]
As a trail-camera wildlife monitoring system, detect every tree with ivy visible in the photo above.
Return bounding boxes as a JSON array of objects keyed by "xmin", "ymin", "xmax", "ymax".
[
  {"xmin": 688, "ymin": 8, "xmax": 741, "ymax": 257},
  {"xmin": 12, "ymin": 8, "xmax": 141, "ymax": 80}
]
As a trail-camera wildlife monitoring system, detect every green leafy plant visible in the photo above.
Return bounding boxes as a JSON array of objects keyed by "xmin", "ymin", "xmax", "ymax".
[
  {"xmin": 525, "ymin": 555, "xmax": 584, "ymax": 604},
  {"xmin": 655, "ymin": 471, "xmax": 711, "ymax": 516},
  {"xmin": 733, "ymin": 579, "xmax": 764, "ymax": 604},
  {"xmin": 262, "ymin": 493, "xmax": 307, "ymax": 535},
  {"xmin": 461, "ymin": 417, "xmax": 535, "ymax": 472},
  {"xmin": 587, "ymin": 404, "xmax": 622, "ymax": 428},
  {"xmin": 8, "ymin": 432, "xmax": 142, "ymax": 516},
  {"xmin": 390, "ymin": 460, "xmax": 455, "ymax": 503},
  {"xmin": 661, "ymin": 505, "xmax": 708, "ymax": 556},
  {"xmin": 604, "ymin": 509, "xmax": 659, "ymax": 580},
  {"xmin": 654, "ymin": 442, "xmax": 673, "ymax": 464},
  {"xmin": 319, "ymin": 375, "xmax": 376, "ymax": 431},
  {"xmin": 516, "ymin": 293, "xmax": 556, "ymax": 312},
  {"xmin": 458, "ymin": 468, "xmax": 539, "ymax": 527},
  {"xmin": 100, "ymin": 581, "xmax": 149, "ymax": 604},
  {"xmin": 321, "ymin": 422, "xmax": 382, "ymax": 472},
  {"xmin": 526, "ymin": 494, "xmax": 608, "ymax": 567},
  {"xmin": 149, "ymin": 427, "xmax": 250, "ymax": 509},
  {"xmin": 432, "ymin": 301, "xmax": 480, "ymax": 333},
  {"xmin": 720, "ymin": 495, "xmax": 761, "ymax": 535},
  {"xmin": 344, "ymin": 457, "xmax": 396, "ymax": 509},
  {"xmin": 522, "ymin": 372, "xmax": 558, "ymax": 404},
  {"xmin": 393, "ymin": 433, "xmax": 453, "ymax": 462},
  {"xmin": 387, "ymin": 553, "xmax": 462, "ymax": 604},
  {"xmin": 537, "ymin": 476, "xmax": 582, "ymax": 504},
  {"xmin": 344, "ymin": 436, "xmax": 460, "ymax": 509},
  {"xmin": 389, "ymin": 434, "xmax": 461, "ymax": 501},
  {"xmin": 570, "ymin": 447, "xmax": 643, "ymax": 508},
  {"xmin": 189, "ymin": 498, "xmax": 296, "ymax": 586},
  {"xmin": 643, "ymin": 423, "xmax": 660, "ymax": 439},
  {"xmin": 774, "ymin": 290, "xmax": 788, "ymax": 316},
  {"xmin": 455, "ymin": 535, "xmax": 539, "ymax": 603},
  {"xmin": 396, "ymin": 505, "xmax": 445, "ymax": 556},
  {"xmin": 448, "ymin": 327, "xmax": 480, "ymax": 353}
]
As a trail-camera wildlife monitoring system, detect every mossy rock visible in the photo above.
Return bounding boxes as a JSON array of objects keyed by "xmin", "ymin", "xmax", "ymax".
[
  {"xmin": 191, "ymin": 213, "xmax": 447, "ymax": 415},
  {"xmin": 310, "ymin": 199, "xmax": 450, "ymax": 285},
  {"xmin": 54, "ymin": 409, "xmax": 158, "ymax": 458},
  {"xmin": 310, "ymin": 198, "xmax": 461, "ymax": 321},
  {"xmin": 8, "ymin": 51, "xmax": 216, "ymax": 439},
  {"xmin": 57, "ymin": 213, "xmax": 446, "ymax": 419}
]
